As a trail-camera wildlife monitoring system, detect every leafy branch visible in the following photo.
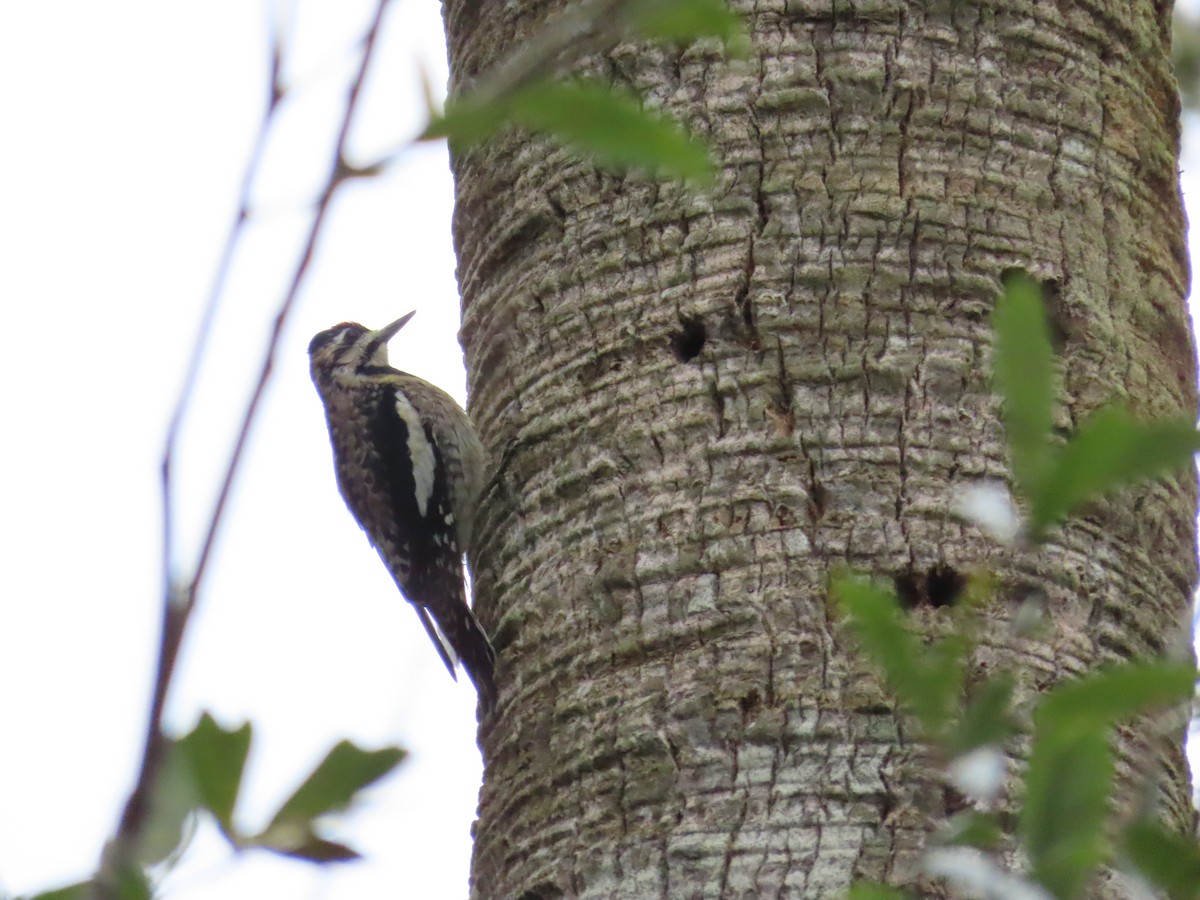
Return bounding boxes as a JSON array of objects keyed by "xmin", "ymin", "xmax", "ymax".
[
  {"xmin": 991, "ymin": 270, "xmax": 1200, "ymax": 540},
  {"xmin": 836, "ymin": 271, "xmax": 1200, "ymax": 900},
  {"xmin": 425, "ymin": 0, "xmax": 746, "ymax": 184}
]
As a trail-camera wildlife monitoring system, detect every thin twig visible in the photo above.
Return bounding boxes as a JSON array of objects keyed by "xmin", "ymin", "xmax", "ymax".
[
  {"xmin": 189, "ymin": 1, "xmax": 393, "ymax": 598},
  {"xmin": 99, "ymin": 2, "xmax": 395, "ymax": 891},
  {"xmin": 159, "ymin": 28, "xmax": 287, "ymax": 588}
]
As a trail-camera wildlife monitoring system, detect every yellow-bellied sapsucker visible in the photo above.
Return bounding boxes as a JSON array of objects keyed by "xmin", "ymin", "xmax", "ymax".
[{"xmin": 308, "ymin": 311, "xmax": 496, "ymax": 712}]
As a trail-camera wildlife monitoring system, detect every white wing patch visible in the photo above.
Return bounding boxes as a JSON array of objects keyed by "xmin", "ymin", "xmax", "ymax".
[
  {"xmin": 416, "ymin": 606, "xmax": 460, "ymax": 672},
  {"xmin": 394, "ymin": 391, "xmax": 436, "ymax": 517}
]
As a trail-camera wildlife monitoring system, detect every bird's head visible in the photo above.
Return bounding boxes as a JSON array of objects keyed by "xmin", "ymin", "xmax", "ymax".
[{"xmin": 308, "ymin": 311, "xmax": 416, "ymax": 376}]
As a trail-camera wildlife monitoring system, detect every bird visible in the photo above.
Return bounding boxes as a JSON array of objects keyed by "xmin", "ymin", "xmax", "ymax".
[{"xmin": 308, "ymin": 311, "xmax": 496, "ymax": 712}]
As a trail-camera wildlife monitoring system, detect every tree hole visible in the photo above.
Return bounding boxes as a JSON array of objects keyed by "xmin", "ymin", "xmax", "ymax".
[
  {"xmin": 671, "ymin": 316, "xmax": 707, "ymax": 362},
  {"xmin": 893, "ymin": 564, "xmax": 966, "ymax": 610},
  {"xmin": 926, "ymin": 563, "xmax": 966, "ymax": 608}
]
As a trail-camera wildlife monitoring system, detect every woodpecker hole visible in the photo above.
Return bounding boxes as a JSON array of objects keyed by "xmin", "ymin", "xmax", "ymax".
[
  {"xmin": 926, "ymin": 563, "xmax": 967, "ymax": 608},
  {"xmin": 807, "ymin": 482, "xmax": 829, "ymax": 520},
  {"xmin": 1039, "ymin": 277, "xmax": 1069, "ymax": 353},
  {"xmin": 894, "ymin": 570, "xmax": 922, "ymax": 610},
  {"xmin": 671, "ymin": 316, "xmax": 707, "ymax": 362},
  {"xmin": 893, "ymin": 564, "xmax": 966, "ymax": 610},
  {"xmin": 517, "ymin": 885, "xmax": 565, "ymax": 900},
  {"xmin": 739, "ymin": 688, "xmax": 762, "ymax": 716},
  {"xmin": 878, "ymin": 793, "xmax": 896, "ymax": 823},
  {"xmin": 942, "ymin": 784, "xmax": 970, "ymax": 817}
]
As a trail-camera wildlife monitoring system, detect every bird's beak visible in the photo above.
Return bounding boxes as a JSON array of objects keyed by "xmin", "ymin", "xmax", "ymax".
[{"xmin": 366, "ymin": 310, "xmax": 416, "ymax": 357}]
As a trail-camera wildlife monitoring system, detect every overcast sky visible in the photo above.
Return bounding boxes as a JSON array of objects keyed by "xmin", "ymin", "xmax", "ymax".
[
  {"xmin": 2, "ymin": 3, "xmax": 1199, "ymax": 900},
  {"xmin": 1, "ymin": 2, "xmax": 484, "ymax": 898}
]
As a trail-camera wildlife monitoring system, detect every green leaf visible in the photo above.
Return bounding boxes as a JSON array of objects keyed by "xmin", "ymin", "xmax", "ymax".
[
  {"xmin": 510, "ymin": 81, "xmax": 712, "ymax": 182},
  {"xmin": 1020, "ymin": 662, "xmax": 1195, "ymax": 898},
  {"xmin": 1122, "ymin": 819, "xmax": 1200, "ymax": 899},
  {"xmin": 421, "ymin": 95, "xmax": 507, "ymax": 148},
  {"xmin": 136, "ymin": 739, "xmax": 201, "ymax": 865},
  {"xmin": 830, "ymin": 574, "xmax": 964, "ymax": 735},
  {"xmin": 1035, "ymin": 662, "xmax": 1195, "ymax": 734},
  {"xmin": 845, "ymin": 883, "xmax": 910, "ymax": 900},
  {"xmin": 72, "ymin": 867, "xmax": 153, "ymax": 900},
  {"xmin": 992, "ymin": 270, "xmax": 1056, "ymax": 498},
  {"xmin": 247, "ymin": 819, "xmax": 362, "ymax": 863},
  {"xmin": 176, "ymin": 712, "xmax": 252, "ymax": 834},
  {"xmin": 267, "ymin": 741, "xmax": 406, "ymax": 830},
  {"xmin": 269, "ymin": 833, "xmax": 361, "ymax": 863},
  {"xmin": 1028, "ymin": 406, "xmax": 1200, "ymax": 536},
  {"xmin": 112, "ymin": 870, "xmax": 153, "ymax": 900},
  {"xmin": 920, "ymin": 636, "xmax": 969, "ymax": 733},
  {"xmin": 1020, "ymin": 727, "xmax": 1110, "ymax": 899},
  {"xmin": 627, "ymin": 0, "xmax": 748, "ymax": 54},
  {"xmin": 427, "ymin": 79, "xmax": 714, "ymax": 185},
  {"xmin": 937, "ymin": 810, "xmax": 1004, "ymax": 849},
  {"xmin": 26, "ymin": 883, "xmax": 91, "ymax": 900},
  {"xmin": 948, "ymin": 675, "xmax": 1015, "ymax": 755}
]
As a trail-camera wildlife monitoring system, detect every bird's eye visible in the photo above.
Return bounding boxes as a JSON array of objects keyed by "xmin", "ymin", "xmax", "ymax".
[
  {"xmin": 309, "ymin": 323, "xmax": 366, "ymax": 358},
  {"xmin": 308, "ymin": 330, "xmax": 340, "ymax": 356}
]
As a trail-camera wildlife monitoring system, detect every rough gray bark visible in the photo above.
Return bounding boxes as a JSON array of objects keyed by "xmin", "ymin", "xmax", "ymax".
[{"xmin": 443, "ymin": 0, "xmax": 1197, "ymax": 896}]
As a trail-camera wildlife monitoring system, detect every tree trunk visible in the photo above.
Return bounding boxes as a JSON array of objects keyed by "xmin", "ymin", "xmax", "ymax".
[{"xmin": 443, "ymin": 0, "xmax": 1196, "ymax": 895}]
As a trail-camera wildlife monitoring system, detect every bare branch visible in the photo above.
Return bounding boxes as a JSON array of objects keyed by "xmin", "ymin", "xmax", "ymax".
[
  {"xmin": 159, "ymin": 6, "xmax": 287, "ymax": 607},
  {"xmin": 97, "ymin": 2, "xmax": 396, "ymax": 892}
]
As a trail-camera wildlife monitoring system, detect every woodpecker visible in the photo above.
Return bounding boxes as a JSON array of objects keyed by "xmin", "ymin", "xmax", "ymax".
[{"xmin": 308, "ymin": 312, "xmax": 496, "ymax": 712}]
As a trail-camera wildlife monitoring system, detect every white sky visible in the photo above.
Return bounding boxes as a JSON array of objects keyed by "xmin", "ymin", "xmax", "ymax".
[
  {"xmin": 1, "ymin": 2, "xmax": 482, "ymax": 898},
  {"xmin": 2, "ymin": 3, "xmax": 1199, "ymax": 900}
]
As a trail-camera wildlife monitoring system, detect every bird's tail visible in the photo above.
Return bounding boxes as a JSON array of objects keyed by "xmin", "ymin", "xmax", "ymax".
[{"xmin": 416, "ymin": 602, "xmax": 497, "ymax": 714}]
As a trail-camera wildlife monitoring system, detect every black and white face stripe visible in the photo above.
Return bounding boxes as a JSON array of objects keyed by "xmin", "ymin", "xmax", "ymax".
[
  {"xmin": 308, "ymin": 322, "xmax": 387, "ymax": 376},
  {"xmin": 308, "ymin": 322, "xmax": 367, "ymax": 357}
]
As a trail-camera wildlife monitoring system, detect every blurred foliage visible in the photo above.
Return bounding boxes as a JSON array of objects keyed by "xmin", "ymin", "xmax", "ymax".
[
  {"xmin": 991, "ymin": 271, "xmax": 1200, "ymax": 539},
  {"xmin": 834, "ymin": 571, "xmax": 1196, "ymax": 900},
  {"xmin": 424, "ymin": 0, "xmax": 748, "ymax": 185},
  {"xmin": 428, "ymin": 79, "xmax": 715, "ymax": 185},
  {"xmin": 1174, "ymin": 11, "xmax": 1200, "ymax": 108},
  {"xmin": 839, "ymin": 272, "xmax": 1200, "ymax": 898},
  {"xmin": 24, "ymin": 716, "xmax": 406, "ymax": 900}
]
